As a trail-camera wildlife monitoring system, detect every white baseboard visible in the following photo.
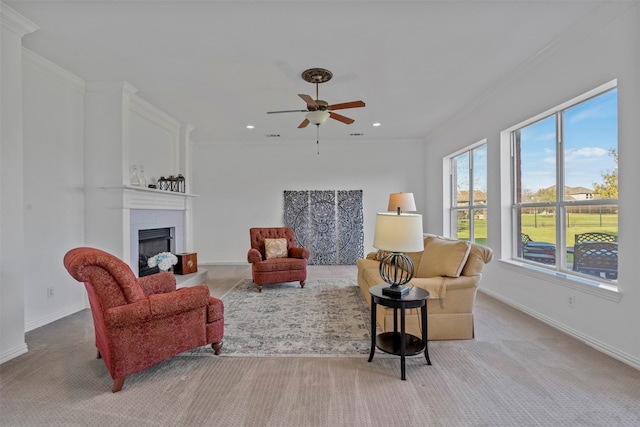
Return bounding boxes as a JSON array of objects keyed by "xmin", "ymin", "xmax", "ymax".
[
  {"xmin": 0, "ymin": 343, "xmax": 28, "ymax": 364},
  {"xmin": 478, "ymin": 288, "xmax": 640, "ymax": 371},
  {"xmin": 24, "ymin": 302, "xmax": 87, "ymax": 333}
]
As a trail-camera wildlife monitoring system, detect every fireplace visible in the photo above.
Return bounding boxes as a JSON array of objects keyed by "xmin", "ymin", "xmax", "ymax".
[
  {"xmin": 138, "ymin": 227, "xmax": 175, "ymax": 277},
  {"xmin": 129, "ymin": 209, "xmax": 185, "ymax": 277}
]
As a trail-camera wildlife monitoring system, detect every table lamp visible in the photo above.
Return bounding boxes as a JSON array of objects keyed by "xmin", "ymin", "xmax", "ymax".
[
  {"xmin": 387, "ymin": 192, "xmax": 417, "ymax": 214},
  {"xmin": 373, "ymin": 212, "xmax": 424, "ymax": 297}
]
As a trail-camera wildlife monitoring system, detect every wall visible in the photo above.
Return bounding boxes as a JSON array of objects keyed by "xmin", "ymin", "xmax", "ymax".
[
  {"xmin": 424, "ymin": 2, "xmax": 640, "ymax": 368},
  {"xmin": 0, "ymin": 5, "xmax": 38, "ymax": 363},
  {"xmin": 21, "ymin": 49, "xmax": 87, "ymax": 331},
  {"xmin": 191, "ymin": 138, "xmax": 426, "ymax": 263}
]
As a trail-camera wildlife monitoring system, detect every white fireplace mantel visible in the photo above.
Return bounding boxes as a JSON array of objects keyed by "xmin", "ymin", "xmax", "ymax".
[{"xmin": 123, "ymin": 185, "xmax": 198, "ymax": 210}]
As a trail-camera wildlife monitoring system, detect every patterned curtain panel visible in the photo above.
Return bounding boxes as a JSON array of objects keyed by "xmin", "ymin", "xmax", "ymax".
[{"xmin": 284, "ymin": 190, "xmax": 364, "ymax": 265}]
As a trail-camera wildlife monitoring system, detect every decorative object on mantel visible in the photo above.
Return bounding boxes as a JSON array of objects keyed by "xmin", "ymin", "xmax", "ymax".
[
  {"xmin": 177, "ymin": 174, "xmax": 186, "ymax": 193},
  {"xmin": 284, "ymin": 190, "xmax": 363, "ymax": 265},
  {"xmin": 155, "ymin": 175, "xmax": 186, "ymax": 192},
  {"xmin": 138, "ymin": 165, "xmax": 147, "ymax": 188},
  {"xmin": 130, "ymin": 164, "xmax": 141, "ymax": 186},
  {"xmin": 158, "ymin": 176, "xmax": 167, "ymax": 190},
  {"xmin": 147, "ymin": 252, "xmax": 178, "ymax": 271},
  {"xmin": 168, "ymin": 175, "xmax": 177, "ymax": 192}
]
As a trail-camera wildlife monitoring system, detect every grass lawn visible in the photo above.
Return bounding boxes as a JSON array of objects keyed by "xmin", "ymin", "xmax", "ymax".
[
  {"xmin": 456, "ymin": 212, "xmax": 618, "ymax": 248},
  {"xmin": 521, "ymin": 213, "xmax": 618, "ymax": 244}
]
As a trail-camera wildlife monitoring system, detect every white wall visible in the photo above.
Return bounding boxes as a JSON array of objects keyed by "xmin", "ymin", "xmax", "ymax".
[
  {"xmin": 0, "ymin": 4, "xmax": 35, "ymax": 363},
  {"xmin": 424, "ymin": 2, "xmax": 640, "ymax": 368},
  {"xmin": 21, "ymin": 50, "xmax": 87, "ymax": 331},
  {"xmin": 191, "ymin": 138, "xmax": 426, "ymax": 264}
]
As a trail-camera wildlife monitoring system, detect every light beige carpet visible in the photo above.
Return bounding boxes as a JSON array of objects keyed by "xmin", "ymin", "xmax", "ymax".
[{"xmin": 1, "ymin": 287, "xmax": 640, "ymax": 426}]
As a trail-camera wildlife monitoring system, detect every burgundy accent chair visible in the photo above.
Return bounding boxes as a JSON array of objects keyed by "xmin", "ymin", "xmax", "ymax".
[
  {"xmin": 63, "ymin": 247, "xmax": 224, "ymax": 393},
  {"xmin": 247, "ymin": 227, "xmax": 310, "ymax": 292}
]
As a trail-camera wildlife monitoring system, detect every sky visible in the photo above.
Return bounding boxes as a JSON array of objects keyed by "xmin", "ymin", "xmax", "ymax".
[{"xmin": 519, "ymin": 88, "xmax": 618, "ymax": 193}]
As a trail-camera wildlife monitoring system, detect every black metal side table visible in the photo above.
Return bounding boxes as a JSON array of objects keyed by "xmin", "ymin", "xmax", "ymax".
[{"xmin": 368, "ymin": 284, "xmax": 431, "ymax": 380}]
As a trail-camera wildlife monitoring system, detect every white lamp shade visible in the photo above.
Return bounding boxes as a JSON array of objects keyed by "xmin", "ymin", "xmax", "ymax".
[
  {"xmin": 373, "ymin": 212, "xmax": 424, "ymax": 252},
  {"xmin": 305, "ymin": 110, "xmax": 330, "ymax": 125},
  {"xmin": 387, "ymin": 192, "xmax": 417, "ymax": 212}
]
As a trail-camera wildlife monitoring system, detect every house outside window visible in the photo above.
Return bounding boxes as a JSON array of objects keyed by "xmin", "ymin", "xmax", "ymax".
[
  {"xmin": 449, "ymin": 141, "xmax": 487, "ymax": 245},
  {"xmin": 511, "ymin": 82, "xmax": 618, "ymax": 282}
]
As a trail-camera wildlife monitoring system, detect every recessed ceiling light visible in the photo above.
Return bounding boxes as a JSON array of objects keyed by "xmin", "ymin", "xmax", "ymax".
[
  {"xmin": 246, "ymin": 125, "xmax": 255, "ymax": 129},
  {"xmin": 372, "ymin": 122, "xmax": 381, "ymax": 127}
]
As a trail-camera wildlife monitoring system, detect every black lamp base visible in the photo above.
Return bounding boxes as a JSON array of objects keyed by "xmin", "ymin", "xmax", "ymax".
[{"xmin": 382, "ymin": 285, "xmax": 410, "ymax": 298}]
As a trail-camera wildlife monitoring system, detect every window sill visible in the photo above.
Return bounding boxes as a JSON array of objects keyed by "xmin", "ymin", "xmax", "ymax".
[{"xmin": 498, "ymin": 259, "xmax": 622, "ymax": 303}]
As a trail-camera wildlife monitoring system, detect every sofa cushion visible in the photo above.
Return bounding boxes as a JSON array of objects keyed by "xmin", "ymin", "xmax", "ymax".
[
  {"xmin": 416, "ymin": 236, "xmax": 471, "ymax": 278},
  {"xmin": 265, "ymin": 238, "xmax": 288, "ymax": 259},
  {"xmin": 252, "ymin": 257, "xmax": 307, "ymax": 272}
]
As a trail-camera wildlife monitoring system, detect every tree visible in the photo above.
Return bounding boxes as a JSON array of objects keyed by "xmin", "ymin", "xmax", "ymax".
[
  {"xmin": 592, "ymin": 148, "xmax": 618, "ymax": 199},
  {"xmin": 536, "ymin": 186, "xmax": 557, "ymax": 202}
]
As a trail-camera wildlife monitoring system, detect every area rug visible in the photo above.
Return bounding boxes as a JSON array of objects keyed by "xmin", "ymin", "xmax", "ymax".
[{"xmin": 185, "ymin": 278, "xmax": 372, "ymax": 357}]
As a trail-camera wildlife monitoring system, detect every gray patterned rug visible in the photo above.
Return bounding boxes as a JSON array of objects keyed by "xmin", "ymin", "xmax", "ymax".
[{"xmin": 184, "ymin": 278, "xmax": 372, "ymax": 357}]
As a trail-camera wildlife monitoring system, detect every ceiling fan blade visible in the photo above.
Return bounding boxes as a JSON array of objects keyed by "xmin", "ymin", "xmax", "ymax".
[
  {"xmin": 329, "ymin": 112, "xmax": 355, "ymax": 125},
  {"xmin": 267, "ymin": 109, "xmax": 308, "ymax": 114},
  {"xmin": 298, "ymin": 94, "xmax": 318, "ymax": 108},
  {"xmin": 298, "ymin": 118, "xmax": 310, "ymax": 128},
  {"xmin": 328, "ymin": 100, "xmax": 365, "ymax": 111}
]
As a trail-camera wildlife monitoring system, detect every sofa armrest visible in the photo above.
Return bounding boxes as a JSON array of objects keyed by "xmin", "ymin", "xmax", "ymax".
[
  {"xmin": 409, "ymin": 275, "xmax": 480, "ymax": 299},
  {"xmin": 445, "ymin": 274, "xmax": 481, "ymax": 291},
  {"xmin": 407, "ymin": 277, "xmax": 448, "ymax": 299},
  {"xmin": 247, "ymin": 248, "xmax": 263, "ymax": 264},
  {"xmin": 148, "ymin": 285, "xmax": 210, "ymax": 317},
  {"xmin": 104, "ymin": 285, "xmax": 210, "ymax": 328},
  {"xmin": 138, "ymin": 271, "xmax": 176, "ymax": 296},
  {"xmin": 289, "ymin": 247, "xmax": 310, "ymax": 260}
]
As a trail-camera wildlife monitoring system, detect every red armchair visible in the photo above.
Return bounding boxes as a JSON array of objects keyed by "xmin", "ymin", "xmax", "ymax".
[
  {"xmin": 63, "ymin": 247, "xmax": 224, "ymax": 392},
  {"xmin": 247, "ymin": 227, "xmax": 310, "ymax": 292}
]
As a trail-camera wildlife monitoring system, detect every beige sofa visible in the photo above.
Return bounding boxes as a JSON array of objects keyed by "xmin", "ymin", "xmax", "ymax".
[{"xmin": 357, "ymin": 234, "xmax": 493, "ymax": 340}]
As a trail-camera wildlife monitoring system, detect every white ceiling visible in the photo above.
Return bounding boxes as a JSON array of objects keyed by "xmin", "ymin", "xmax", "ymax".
[{"xmin": 7, "ymin": 1, "xmax": 605, "ymax": 143}]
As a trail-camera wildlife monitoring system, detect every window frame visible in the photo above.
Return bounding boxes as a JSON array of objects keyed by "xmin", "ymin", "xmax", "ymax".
[
  {"xmin": 504, "ymin": 80, "xmax": 619, "ymax": 289},
  {"xmin": 445, "ymin": 139, "xmax": 488, "ymax": 244}
]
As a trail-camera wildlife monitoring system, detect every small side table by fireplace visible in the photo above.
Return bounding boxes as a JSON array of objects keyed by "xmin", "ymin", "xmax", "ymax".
[
  {"xmin": 174, "ymin": 252, "xmax": 197, "ymax": 275},
  {"xmin": 368, "ymin": 284, "xmax": 431, "ymax": 380}
]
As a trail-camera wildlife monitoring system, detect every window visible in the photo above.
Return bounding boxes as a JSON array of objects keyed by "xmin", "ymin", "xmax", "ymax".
[
  {"xmin": 511, "ymin": 83, "xmax": 618, "ymax": 282},
  {"xmin": 449, "ymin": 142, "xmax": 487, "ymax": 245}
]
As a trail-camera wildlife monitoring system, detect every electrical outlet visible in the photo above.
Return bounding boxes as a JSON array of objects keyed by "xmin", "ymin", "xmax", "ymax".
[
  {"xmin": 568, "ymin": 295, "xmax": 575, "ymax": 308},
  {"xmin": 47, "ymin": 287, "xmax": 54, "ymax": 298}
]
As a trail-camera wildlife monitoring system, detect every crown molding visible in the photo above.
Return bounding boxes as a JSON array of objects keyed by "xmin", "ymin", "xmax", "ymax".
[
  {"xmin": 129, "ymin": 93, "xmax": 181, "ymax": 133},
  {"xmin": 1, "ymin": 3, "xmax": 39, "ymax": 37},
  {"xmin": 22, "ymin": 48, "xmax": 85, "ymax": 94}
]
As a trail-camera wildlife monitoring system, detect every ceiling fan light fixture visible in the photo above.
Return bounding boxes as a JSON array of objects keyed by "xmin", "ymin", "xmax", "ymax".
[{"xmin": 305, "ymin": 110, "xmax": 330, "ymax": 125}]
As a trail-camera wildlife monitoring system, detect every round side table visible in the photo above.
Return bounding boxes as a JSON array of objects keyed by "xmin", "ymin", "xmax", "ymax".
[{"xmin": 368, "ymin": 284, "xmax": 431, "ymax": 380}]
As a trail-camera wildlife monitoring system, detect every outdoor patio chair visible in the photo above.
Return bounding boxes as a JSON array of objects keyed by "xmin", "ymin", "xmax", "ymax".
[
  {"xmin": 521, "ymin": 233, "xmax": 556, "ymax": 265},
  {"xmin": 573, "ymin": 233, "xmax": 618, "ymax": 280}
]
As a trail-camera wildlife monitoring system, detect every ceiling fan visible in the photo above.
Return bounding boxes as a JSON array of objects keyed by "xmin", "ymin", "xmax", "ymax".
[{"xmin": 267, "ymin": 68, "xmax": 365, "ymax": 128}]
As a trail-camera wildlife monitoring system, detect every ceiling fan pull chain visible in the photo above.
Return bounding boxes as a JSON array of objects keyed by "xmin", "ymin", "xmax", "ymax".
[{"xmin": 316, "ymin": 125, "xmax": 320, "ymax": 155}]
